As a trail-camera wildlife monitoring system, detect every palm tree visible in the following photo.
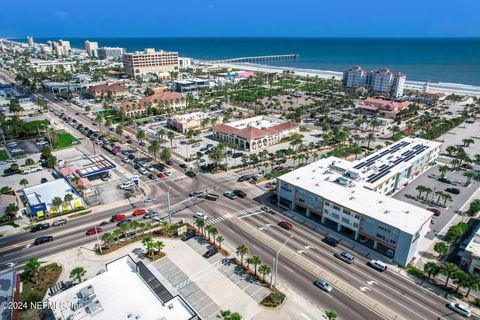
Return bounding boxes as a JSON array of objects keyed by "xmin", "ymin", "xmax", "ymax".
[
  {"xmin": 464, "ymin": 171, "xmax": 475, "ymax": 186},
  {"xmin": 156, "ymin": 128, "xmax": 165, "ymax": 142},
  {"xmin": 324, "ymin": 310, "xmax": 337, "ymax": 320},
  {"xmin": 453, "ymin": 270, "xmax": 469, "ymax": 293},
  {"xmin": 424, "ymin": 187, "xmax": 433, "ymax": 201},
  {"xmin": 64, "ymin": 193, "xmax": 73, "ymax": 210},
  {"xmin": 148, "ymin": 140, "xmax": 160, "ymax": 160},
  {"xmin": 439, "ymin": 165, "xmax": 449, "ymax": 179},
  {"xmin": 120, "ymin": 223, "xmax": 130, "ymax": 241},
  {"xmin": 19, "ymin": 178, "xmax": 29, "ymax": 188},
  {"xmin": 204, "ymin": 225, "xmax": 212, "ymax": 241},
  {"xmin": 167, "ymin": 131, "xmax": 175, "ymax": 148},
  {"xmin": 4, "ymin": 203, "xmax": 19, "ymax": 220},
  {"xmin": 433, "ymin": 242, "xmax": 449, "ymax": 260},
  {"xmin": 136, "ymin": 130, "xmax": 146, "ymax": 143},
  {"xmin": 424, "ymin": 261, "xmax": 441, "ymax": 279},
  {"xmin": 101, "ymin": 232, "xmax": 113, "ymax": 249},
  {"xmin": 216, "ymin": 235, "xmax": 224, "ymax": 249},
  {"xmin": 160, "ymin": 148, "xmax": 171, "ymax": 163},
  {"xmin": 23, "ymin": 258, "xmax": 41, "ymax": 282},
  {"xmin": 416, "ymin": 185, "xmax": 428, "ymax": 199},
  {"xmin": 250, "ymin": 255, "xmax": 262, "ymax": 276},
  {"xmin": 52, "ymin": 196, "xmax": 63, "ymax": 212},
  {"xmin": 365, "ymin": 133, "xmax": 375, "ymax": 149},
  {"xmin": 441, "ymin": 262, "xmax": 458, "ymax": 287},
  {"xmin": 217, "ymin": 310, "xmax": 242, "ymax": 320},
  {"xmin": 70, "ymin": 266, "xmax": 87, "ymax": 283},
  {"xmin": 465, "ymin": 274, "xmax": 480, "ymax": 297},
  {"xmin": 434, "ymin": 190, "xmax": 444, "ymax": 205},
  {"xmin": 258, "ymin": 263, "xmax": 272, "ymax": 283},
  {"xmin": 209, "ymin": 145, "xmax": 225, "ymax": 169},
  {"xmin": 154, "ymin": 240, "xmax": 165, "ymax": 255},
  {"xmin": 210, "ymin": 227, "xmax": 219, "ymax": 245},
  {"xmin": 442, "ymin": 193, "xmax": 452, "ymax": 207},
  {"xmin": 70, "ymin": 175, "xmax": 80, "ymax": 185},
  {"xmin": 236, "ymin": 244, "xmax": 249, "ymax": 267},
  {"xmin": 115, "ymin": 123, "xmax": 124, "ymax": 135},
  {"xmin": 195, "ymin": 218, "xmax": 205, "ymax": 235}
]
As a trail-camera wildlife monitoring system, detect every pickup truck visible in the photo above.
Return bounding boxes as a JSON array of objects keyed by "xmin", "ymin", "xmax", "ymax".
[{"xmin": 52, "ymin": 219, "xmax": 67, "ymax": 226}]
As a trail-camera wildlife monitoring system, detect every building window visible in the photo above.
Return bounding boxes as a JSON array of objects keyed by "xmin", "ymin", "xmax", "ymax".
[
  {"xmin": 325, "ymin": 201, "xmax": 331, "ymax": 207},
  {"xmin": 333, "ymin": 205, "xmax": 341, "ymax": 211},
  {"xmin": 332, "ymin": 213, "xmax": 340, "ymax": 220},
  {"xmin": 341, "ymin": 217, "xmax": 350, "ymax": 224},
  {"xmin": 353, "ymin": 222, "xmax": 359, "ymax": 228},
  {"xmin": 343, "ymin": 209, "xmax": 351, "ymax": 216},
  {"xmin": 324, "ymin": 209, "xmax": 329, "ymax": 215}
]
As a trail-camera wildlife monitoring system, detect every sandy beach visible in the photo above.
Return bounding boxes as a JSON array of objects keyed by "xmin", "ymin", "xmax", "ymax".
[{"xmin": 221, "ymin": 62, "xmax": 480, "ymax": 97}]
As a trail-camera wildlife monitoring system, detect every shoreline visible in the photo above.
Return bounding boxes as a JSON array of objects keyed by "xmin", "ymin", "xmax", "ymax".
[{"xmin": 217, "ymin": 62, "xmax": 480, "ymax": 97}]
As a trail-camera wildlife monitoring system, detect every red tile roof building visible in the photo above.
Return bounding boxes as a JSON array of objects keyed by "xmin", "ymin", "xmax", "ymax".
[
  {"xmin": 360, "ymin": 97, "xmax": 414, "ymax": 119},
  {"xmin": 90, "ymin": 82, "xmax": 129, "ymax": 99},
  {"xmin": 212, "ymin": 116, "xmax": 299, "ymax": 151},
  {"xmin": 114, "ymin": 92, "xmax": 186, "ymax": 116}
]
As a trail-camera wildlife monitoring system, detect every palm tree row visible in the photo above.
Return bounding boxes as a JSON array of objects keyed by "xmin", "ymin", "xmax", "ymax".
[
  {"xmin": 415, "ymin": 185, "xmax": 453, "ymax": 207},
  {"xmin": 194, "ymin": 218, "xmax": 225, "ymax": 249},
  {"xmin": 101, "ymin": 220, "xmax": 154, "ymax": 249},
  {"xmin": 236, "ymin": 243, "xmax": 272, "ymax": 284},
  {"xmin": 423, "ymin": 261, "xmax": 480, "ymax": 297}
]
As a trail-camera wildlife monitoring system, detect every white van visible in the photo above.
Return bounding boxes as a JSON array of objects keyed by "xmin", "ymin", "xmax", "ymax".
[{"xmin": 368, "ymin": 260, "xmax": 387, "ymax": 272}]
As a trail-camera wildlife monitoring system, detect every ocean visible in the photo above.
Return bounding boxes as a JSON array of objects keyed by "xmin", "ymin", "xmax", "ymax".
[{"xmin": 23, "ymin": 37, "xmax": 480, "ymax": 86}]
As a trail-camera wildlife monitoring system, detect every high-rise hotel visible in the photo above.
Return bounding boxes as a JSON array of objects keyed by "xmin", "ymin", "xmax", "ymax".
[{"xmin": 123, "ymin": 48, "xmax": 179, "ymax": 78}]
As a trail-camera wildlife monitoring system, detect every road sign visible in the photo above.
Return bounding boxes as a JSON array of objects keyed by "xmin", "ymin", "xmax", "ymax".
[
  {"xmin": 131, "ymin": 175, "xmax": 140, "ymax": 187},
  {"xmin": 177, "ymin": 225, "xmax": 188, "ymax": 236}
]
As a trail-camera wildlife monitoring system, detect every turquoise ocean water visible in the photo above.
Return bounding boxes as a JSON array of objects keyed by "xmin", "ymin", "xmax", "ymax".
[{"xmin": 24, "ymin": 37, "xmax": 480, "ymax": 86}]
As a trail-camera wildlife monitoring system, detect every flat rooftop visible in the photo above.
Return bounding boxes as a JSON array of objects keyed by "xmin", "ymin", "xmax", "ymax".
[
  {"xmin": 77, "ymin": 155, "xmax": 116, "ymax": 177},
  {"xmin": 228, "ymin": 115, "xmax": 285, "ymax": 130},
  {"xmin": 352, "ymin": 137, "xmax": 441, "ymax": 188},
  {"xmin": 47, "ymin": 256, "xmax": 196, "ymax": 320},
  {"xmin": 23, "ymin": 178, "xmax": 74, "ymax": 206},
  {"xmin": 278, "ymin": 156, "xmax": 432, "ymax": 234},
  {"xmin": 465, "ymin": 225, "xmax": 480, "ymax": 258}
]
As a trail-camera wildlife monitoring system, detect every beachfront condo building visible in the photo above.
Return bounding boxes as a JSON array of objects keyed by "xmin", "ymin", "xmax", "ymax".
[
  {"xmin": 27, "ymin": 36, "xmax": 34, "ymax": 47},
  {"xmin": 276, "ymin": 137, "xmax": 441, "ymax": 266},
  {"xmin": 343, "ymin": 65, "xmax": 406, "ymax": 98},
  {"xmin": 96, "ymin": 47, "xmax": 125, "ymax": 60},
  {"xmin": 84, "ymin": 40, "xmax": 98, "ymax": 57},
  {"xmin": 123, "ymin": 48, "xmax": 179, "ymax": 78}
]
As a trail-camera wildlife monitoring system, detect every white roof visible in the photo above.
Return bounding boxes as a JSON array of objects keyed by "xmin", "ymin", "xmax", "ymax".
[
  {"xmin": 47, "ymin": 256, "xmax": 195, "ymax": 320},
  {"xmin": 465, "ymin": 226, "xmax": 480, "ymax": 258},
  {"xmin": 23, "ymin": 178, "xmax": 75, "ymax": 206},
  {"xmin": 278, "ymin": 157, "xmax": 432, "ymax": 234}
]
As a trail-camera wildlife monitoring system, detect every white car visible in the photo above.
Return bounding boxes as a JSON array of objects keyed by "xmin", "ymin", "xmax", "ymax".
[
  {"xmin": 164, "ymin": 171, "xmax": 172, "ymax": 177},
  {"xmin": 36, "ymin": 141, "xmax": 49, "ymax": 146},
  {"xmin": 119, "ymin": 182, "xmax": 133, "ymax": 190},
  {"xmin": 447, "ymin": 302, "xmax": 471, "ymax": 317},
  {"xmin": 122, "ymin": 157, "xmax": 131, "ymax": 164},
  {"xmin": 144, "ymin": 197, "xmax": 156, "ymax": 203},
  {"xmin": 193, "ymin": 212, "xmax": 208, "ymax": 220},
  {"xmin": 368, "ymin": 260, "xmax": 387, "ymax": 272},
  {"xmin": 146, "ymin": 166, "xmax": 155, "ymax": 172},
  {"xmin": 139, "ymin": 168, "xmax": 148, "ymax": 175}
]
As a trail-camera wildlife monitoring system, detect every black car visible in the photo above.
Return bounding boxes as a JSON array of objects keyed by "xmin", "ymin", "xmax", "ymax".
[
  {"xmin": 186, "ymin": 171, "xmax": 197, "ymax": 178},
  {"xmin": 323, "ymin": 236, "xmax": 339, "ymax": 247},
  {"xmin": 189, "ymin": 191, "xmax": 205, "ymax": 198},
  {"xmin": 196, "ymin": 151, "xmax": 204, "ymax": 158},
  {"xmin": 446, "ymin": 188, "xmax": 461, "ymax": 195},
  {"xmin": 166, "ymin": 160, "xmax": 173, "ymax": 165},
  {"xmin": 233, "ymin": 189, "xmax": 247, "ymax": 198},
  {"xmin": 203, "ymin": 248, "xmax": 218, "ymax": 258},
  {"xmin": 34, "ymin": 236, "xmax": 53, "ymax": 245},
  {"xmin": 179, "ymin": 163, "xmax": 188, "ymax": 169},
  {"xmin": 181, "ymin": 231, "xmax": 196, "ymax": 241},
  {"xmin": 232, "ymin": 152, "xmax": 244, "ymax": 158},
  {"xmin": 139, "ymin": 141, "xmax": 146, "ymax": 146},
  {"xmin": 128, "ymin": 154, "xmax": 136, "ymax": 160},
  {"xmin": 31, "ymin": 223, "xmax": 50, "ymax": 233},
  {"xmin": 237, "ymin": 175, "xmax": 251, "ymax": 182},
  {"xmin": 127, "ymin": 139, "xmax": 133, "ymax": 144},
  {"xmin": 439, "ymin": 177, "xmax": 453, "ymax": 184},
  {"xmin": 133, "ymin": 163, "xmax": 141, "ymax": 170},
  {"xmin": 100, "ymin": 173, "xmax": 109, "ymax": 181},
  {"xmin": 40, "ymin": 178, "xmax": 48, "ymax": 183},
  {"xmin": 148, "ymin": 173, "xmax": 155, "ymax": 180},
  {"xmin": 204, "ymin": 193, "xmax": 219, "ymax": 201},
  {"xmin": 117, "ymin": 219, "xmax": 132, "ymax": 226}
]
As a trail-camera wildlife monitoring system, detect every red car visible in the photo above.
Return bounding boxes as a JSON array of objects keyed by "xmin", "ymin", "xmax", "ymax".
[
  {"xmin": 86, "ymin": 227, "xmax": 102, "ymax": 235},
  {"xmin": 111, "ymin": 214, "xmax": 126, "ymax": 222},
  {"xmin": 278, "ymin": 221, "xmax": 293, "ymax": 230},
  {"xmin": 426, "ymin": 207, "xmax": 441, "ymax": 217},
  {"xmin": 132, "ymin": 209, "xmax": 146, "ymax": 216},
  {"xmin": 125, "ymin": 135, "xmax": 132, "ymax": 139},
  {"xmin": 157, "ymin": 172, "xmax": 166, "ymax": 179}
]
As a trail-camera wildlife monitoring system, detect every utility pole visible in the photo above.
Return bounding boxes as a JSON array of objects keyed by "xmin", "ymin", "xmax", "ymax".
[
  {"xmin": 95, "ymin": 227, "xmax": 103, "ymax": 254},
  {"xmin": 167, "ymin": 187, "xmax": 172, "ymax": 225}
]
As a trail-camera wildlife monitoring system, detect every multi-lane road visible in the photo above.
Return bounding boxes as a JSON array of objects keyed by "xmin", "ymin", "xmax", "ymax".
[{"xmin": 0, "ymin": 68, "xmax": 466, "ymax": 319}]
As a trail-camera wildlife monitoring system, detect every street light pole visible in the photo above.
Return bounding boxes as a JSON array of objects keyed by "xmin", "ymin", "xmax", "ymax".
[
  {"xmin": 95, "ymin": 227, "xmax": 102, "ymax": 254},
  {"xmin": 167, "ymin": 186, "xmax": 172, "ymax": 225},
  {"xmin": 274, "ymin": 235, "xmax": 293, "ymax": 288}
]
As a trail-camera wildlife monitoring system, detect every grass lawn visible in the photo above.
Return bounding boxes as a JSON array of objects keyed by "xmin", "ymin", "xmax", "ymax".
[
  {"xmin": 53, "ymin": 132, "xmax": 79, "ymax": 149},
  {"xmin": 0, "ymin": 149, "xmax": 8, "ymax": 161}
]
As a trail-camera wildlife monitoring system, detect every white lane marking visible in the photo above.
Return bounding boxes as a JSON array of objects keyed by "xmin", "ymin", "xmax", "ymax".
[
  {"xmin": 297, "ymin": 250, "xmax": 306, "ymax": 254},
  {"xmin": 360, "ymin": 286, "xmax": 371, "ymax": 292},
  {"xmin": 300, "ymin": 313, "xmax": 312, "ymax": 320},
  {"xmin": 367, "ymin": 280, "xmax": 378, "ymax": 286}
]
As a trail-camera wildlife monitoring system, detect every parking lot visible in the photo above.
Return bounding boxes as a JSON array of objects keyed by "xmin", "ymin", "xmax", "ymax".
[
  {"xmin": 152, "ymin": 237, "xmax": 266, "ymax": 319},
  {"xmin": 438, "ymin": 119, "xmax": 480, "ymax": 158},
  {"xmin": 393, "ymin": 165, "xmax": 480, "ymax": 240}
]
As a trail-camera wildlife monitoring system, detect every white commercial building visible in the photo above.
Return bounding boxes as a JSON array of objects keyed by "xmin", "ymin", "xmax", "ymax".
[
  {"xmin": 276, "ymin": 137, "xmax": 441, "ymax": 266},
  {"xmin": 46, "ymin": 255, "xmax": 198, "ymax": 320},
  {"xmin": 84, "ymin": 40, "xmax": 98, "ymax": 57},
  {"xmin": 27, "ymin": 36, "xmax": 34, "ymax": 47},
  {"xmin": 178, "ymin": 57, "xmax": 192, "ymax": 69},
  {"xmin": 461, "ymin": 225, "xmax": 480, "ymax": 274},
  {"xmin": 96, "ymin": 47, "xmax": 125, "ymax": 60},
  {"xmin": 343, "ymin": 65, "xmax": 368, "ymax": 88},
  {"xmin": 30, "ymin": 59, "xmax": 76, "ymax": 73}
]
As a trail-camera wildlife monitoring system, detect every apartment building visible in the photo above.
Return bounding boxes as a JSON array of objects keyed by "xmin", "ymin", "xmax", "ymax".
[
  {"xmin": 51, "ymin": 39, "xmax": 71, "ymax": 56},
  {"xmin": 123, "ymin": 48, "xmax": 179, "ymax": 78},
  {"xmin": 29, "ymin": 59, "xmax": 76, "ymax": 72},
  {"xmin": 343, "ymin": 65, "xmax": 406, "ymax": 98},
  {"xmin": 96, "ymin": 47, "xmax": 125, "ymax": 60},
  {"xmin": 276, "ymin": 137, "xmax": 441, "ymax": 266},
  {"xmin": 85, "ymin": 40, "xmax": 98, "ymax": 56},
  {"xmin": 27, "ymin": 36, "xmax": 34, "ymax": 47}
]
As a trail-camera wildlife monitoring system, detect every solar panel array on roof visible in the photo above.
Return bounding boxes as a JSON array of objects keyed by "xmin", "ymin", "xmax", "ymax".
[{"xmin": 137, "ymin": 261, "xmax": 174, "ymax": 303}]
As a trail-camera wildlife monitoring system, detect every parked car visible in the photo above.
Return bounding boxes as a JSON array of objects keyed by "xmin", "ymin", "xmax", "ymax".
[
  {"xmin": 34, "ymin": 236, "xmax": 54, "ymax": 245},
  {"xmin": 30, "ymin": 223, "xmax": 50, "ymax": 232},
  {"xmin": 323, "ymin": 236, "xmax": 339, "ymax": 247},
  {"xmin": 446, "ymin": 188, "xmax": 461, "ymax": 195},
  {"xmin": 223, "ymin": 191, "xmax": 237, "ymax": 200},
  {"xmin": 237, "ymin": 175, "xmax": 251, "ymax": 182},
  {"xmin": 334, "ymin": 252, "xmax": 355, "ymax": 264},
  {"xmin": 314, "ymin": 279, "xmax": 333, "ymax": 292},
  {"xmin": 86, "ymin": 227, "xmax": 102, "ymax": 235},
  {"xmin": 203, "ymin": 248, "xmax": 218, "ymax": 258},
  {"xmin": 181, "ymin": 231, "xmax": 196, "ymax": 241},
  {"xmin": 100, "ymin": 173, "xmax": 109, "ymax": 181},
  {"xmin": 179, "ymin": 163, "xmax": 188, "ymax": 169},
  {"xmin": 157, "ymin": 172, "xmax": 167, "ymax": 179},
  {"xmin": 166, "ymin": 160, "xmax": 173, "ymax": 165},
  {"xmin": 40, "ymin": 177, "xmax": 49, "ymax": 183},
  {"xmin": 144, "ymin": 196, "xmax": 156, "ymax": 203},
  {"xmin": 272, "ymin": 166, "xmax": 285, "ymax": 172},
  {"xmin": 368, "ymin": 260, "xmax": 387, "ymax": 272},
  {"xmin": 189, "ymin": 191, "xmax": 204, "ymax": 198},
  {"xmin": 132, "ymin": 209, "xmax": 146, "ymax": 216},
  {"xmin": 232, "ymin": 152, "xmax": 244, "ymax": 158},
  {"xmin": 111, "ymin": 214, "xmax": 126, "ymax": 222},
  {"xmin": 277, "ymin": 221, "xmax": 293, "ymax": 230},
  {"xmin": 139, "ymin": 168, "xmax": 148, "ymax": 175},
  {"xmin": 233, "ymin": 189, "xmax": 247, "ymax": 198},
  {"xmin": 193, "ymin": 212, "xmax": 208, "ymax": 220},
  {"xmin": 204, "ymin": 193, "xmax": 219, "ymax": 201},
  {"xmin": 447, "ymin": 302, "xmax": 471, "ymax": 317},
  {"xmin": 148, "ymin": 173, "xmax": 155, "ymax": 180},
  {"xmin": 438, "ymin": 177, "xmax": 453, "ymax": 184},
  {"xmin": 426, "ymin": 207, "xmax": 441, "ymax": 217},
  {"xmin": 143, "ymin": 212, "xmax": 156, "ymax": 219}
]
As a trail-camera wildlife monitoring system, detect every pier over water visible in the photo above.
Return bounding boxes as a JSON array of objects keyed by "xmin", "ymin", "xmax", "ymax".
[{"xmin": 207, "ymin": 54, "xmax": 299, "ymax": 64}]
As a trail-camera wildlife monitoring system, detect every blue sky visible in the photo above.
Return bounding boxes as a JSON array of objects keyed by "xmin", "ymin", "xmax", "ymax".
[{"xmin": 1, "ymin": 0, "xmax": 479, "ymax": 38}]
